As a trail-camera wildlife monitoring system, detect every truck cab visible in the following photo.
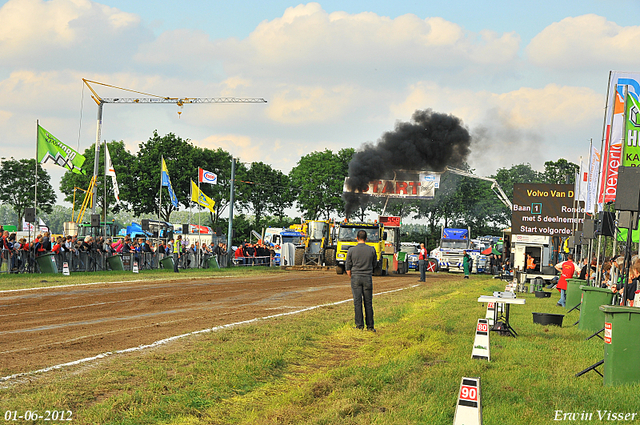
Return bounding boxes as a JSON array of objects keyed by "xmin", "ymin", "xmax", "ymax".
[{"xmin": 334, "ymin": 221, "xmax": 387, "ymax": 276}]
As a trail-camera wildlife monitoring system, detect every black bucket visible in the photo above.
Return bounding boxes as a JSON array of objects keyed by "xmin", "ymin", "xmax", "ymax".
[
  {"xmin": 534, "ymin": 291, "xmax": 552, "ymax": 298},
  {"xmin": 532, "ymin": 312, "xmax": 564, "ymax": 327}
]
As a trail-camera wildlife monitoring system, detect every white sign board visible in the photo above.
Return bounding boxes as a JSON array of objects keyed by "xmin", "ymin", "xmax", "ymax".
[
  {"xmin": 454, "ymin": 377, "xmax": 482, "ymax": 425},
  {"xmin": 471, "ymin": 319, "xmax": 490, "ymax": 361},
  {"xmin": 62, "ymin": 262, "xmax": 70, "ymax": 276},
  {"xmin": 133, "ymin": 262, "xmax": 139, "ymax": 273}
]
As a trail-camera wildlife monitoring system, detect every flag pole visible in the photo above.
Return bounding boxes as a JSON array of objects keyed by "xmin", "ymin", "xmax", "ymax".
[
  {"xmin": 33, "ymin": 120, "xmax": 38, "ymax": 244},
  {"xmin": 159, "ymin": 155, "xmax": 163, "ymax": 221},
  {"xmin": 198, "ymin": 178, "xmax": 201, "ymax": 240}
]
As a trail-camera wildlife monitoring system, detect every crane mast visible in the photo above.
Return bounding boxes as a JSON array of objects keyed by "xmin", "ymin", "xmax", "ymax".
[
  {"xmin": 80, "ymin": 78, "xmax": 267, "ymax": 219},
  {"xmin": 446, "ymin": 166, "xmax": 513, "ymax": 210}
]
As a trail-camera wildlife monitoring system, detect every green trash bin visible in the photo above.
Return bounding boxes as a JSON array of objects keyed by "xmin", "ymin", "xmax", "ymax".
[
  {"xmin": 578, "ymin": 285, "xmax": 614, "ymax": 333},
  {"xmin": 160, "ymin": 256, "xmax": 174, "ymax": 270},
  {"xmin": 208, "ymin": 256, "xmax": 220, "ymax": 269},
  {"xmin": 106, "ymin": 254, "xmax": 124, "ymax": 271},
  {"xmin": 565, "ymin": 278, "xmax": 583, "ymax": 311},
  {"xmin": 600, "ymin": 305, "xmax": 640, "ymax": 386},
  {"xmin": 36, "ymin": 252, "xmax": 58, "ymax": 274}
]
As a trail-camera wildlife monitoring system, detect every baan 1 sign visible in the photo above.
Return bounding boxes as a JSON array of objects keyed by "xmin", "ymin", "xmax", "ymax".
[
  {"xmin": 343, "ymin": 171, "xmax": 441, "ymax": 199},
  {"xmin": 511, "ymin": 183, "xmax": 584, "ymax": 236}
]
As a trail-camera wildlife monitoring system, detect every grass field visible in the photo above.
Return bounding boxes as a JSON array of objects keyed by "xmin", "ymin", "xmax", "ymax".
[
  {"xmin": 0, "ymin": 267, "xmax": 284, "ymax": 291},
  {"xmin": 1, "ymin": 273, "xmax": 638, "ymax": 424}
]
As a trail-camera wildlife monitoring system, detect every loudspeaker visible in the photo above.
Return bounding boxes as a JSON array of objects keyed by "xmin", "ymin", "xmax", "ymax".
[
  {"xmin": 91, "ymin": 214, "xmax": 100, "ymax": 227},
  {"xmin": 24, "ymin": 208, "xmax": 35, "ymax": 223},
  {"xmin": 182, "ymin": 224, "xmax": 189, "ymax": 234},
  {"xmin": 616, "ymin": 166, "xmax": 640, "ymax": 211},
  {"xmin": 583, "ymin": 218, "xmax": 595, "ymax": 239},
  {"xmin": 597, "ymin": 211, "xmax": 615, "ymax": 237},
  {"xmin": 619, "ymin": 211, "xmax": 639, "ymax": 230},
  {"xmin": 141, "ymin": 219, "xmax": 150, "ymax": 231}
]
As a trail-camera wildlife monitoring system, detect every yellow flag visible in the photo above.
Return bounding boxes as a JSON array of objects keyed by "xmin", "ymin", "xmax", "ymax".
[{"xmin": 191, "ymin": 180, "xmax": 216, "ymax": 212}]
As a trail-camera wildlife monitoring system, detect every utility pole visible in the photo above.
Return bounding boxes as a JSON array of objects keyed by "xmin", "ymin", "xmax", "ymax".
[{"xmin": 227, "ymin": 158, "xmax": 236, "ymax": 265}]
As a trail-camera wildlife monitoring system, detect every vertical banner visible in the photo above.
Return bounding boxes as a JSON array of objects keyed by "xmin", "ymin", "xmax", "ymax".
[
  {"xmin": 586, "ymin": 145, "xmax": 600, "ymax": 214},
  {"xmin": 599, "ymin": 72, "xmax": 640, "ymax": 206},
  {"xmin": 623, "ymin": 93, "xmax": 640, "ymax": 166}
]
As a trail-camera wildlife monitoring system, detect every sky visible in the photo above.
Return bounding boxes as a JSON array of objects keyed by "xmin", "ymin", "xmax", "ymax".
[{"xmin": 1, "ymin": 0, "xmax": 640, "ymax": 210}]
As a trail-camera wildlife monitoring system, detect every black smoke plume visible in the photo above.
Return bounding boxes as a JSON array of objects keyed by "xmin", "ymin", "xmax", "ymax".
[{"xmin": 343, "ymin": 109, "xmax": 471, "ymax": 217}]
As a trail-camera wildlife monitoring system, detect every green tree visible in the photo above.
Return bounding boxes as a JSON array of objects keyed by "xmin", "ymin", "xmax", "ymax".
[
  {"xmin": 59, "ymin": 141, "xmax": 135, "ymax": 219},
  {"xmin": 0, "ymin": 158, "xmax": 56, "ymax": 230},
  {"xmin": 131, "ymin": 132, "xmax": 199, "ymax": 222},
  {"xmin": 542, "ymin": 158, "xmax": 579, "ymax": 184},
  {"xmin": 289, "ymin": 148, "xmax": 354, "ymax": 219},
  {"xmin": 242, "ymin": 162, "xmax": 293, "ymax": 229}
]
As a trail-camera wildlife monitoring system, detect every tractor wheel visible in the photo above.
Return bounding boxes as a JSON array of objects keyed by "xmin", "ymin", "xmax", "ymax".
[
  {"xmin": 324, "ymin": 249, "xmax": 336, "ymax": 266},
  {"xmin": 336, "ymin": 265, "xmax": 345, "ymax": 274},
  {"xmin": 373, "ymin": 265, "xmax": 383, "ymax": 276},
  {"xmin": 294, "ymin": 247, "xmax": 304, "ymax": 265}
]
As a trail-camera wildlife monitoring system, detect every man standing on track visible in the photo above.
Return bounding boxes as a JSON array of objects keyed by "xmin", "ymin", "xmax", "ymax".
[
  {"xmin": 173, "ymin": 235, "xmax": 181, "ymax": 273},
  {"xmin": 346, "ymin": 230, "xmax": 377, "ymax": 332},
  {"xmin": 418, "ymin": 242, "xmax": 427, "ymax": 282}
]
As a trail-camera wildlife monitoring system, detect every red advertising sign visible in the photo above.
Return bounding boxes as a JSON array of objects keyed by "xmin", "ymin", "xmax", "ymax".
[
  {"xmin": 379, "ymin": 216, "xmax": 401, "ymax": 227},
  {"xmin": 604, "ymin": 322, "xmax": 612, "ymax": 344},
  {"xmin": 476, "ymin": 322, "xmax": 488, "ymax": 333}
]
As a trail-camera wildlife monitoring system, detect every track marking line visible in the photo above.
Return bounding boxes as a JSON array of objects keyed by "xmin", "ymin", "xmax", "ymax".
[{"xmin": 0, "ymin": 284, "xmax": 419, "ymax": 385}]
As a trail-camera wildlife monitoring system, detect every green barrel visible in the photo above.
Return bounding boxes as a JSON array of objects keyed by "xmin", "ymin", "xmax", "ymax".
[
  {"xmin": 565, "ymin": 278, "xmax": 583, "ymax": 311},
  {"xmin": 106, "ymin": 254, "xmax": 124, "ymax": 271},
  {"xmin": 36, "ymin": 253, "xmax": 58, "ymax": 274},
  {"xmin": 208, "ymin": 256, "xmax": 220, "ymax": 269},
  {"xmin": 160, "ymin": 256, "xmax": 174, "ymax": 270},
  {"xmin": 578, "ymin": 285, "xmax": 614, "ymax": 332},
  {"xmin": 600, "ymin": 305, "xmax": 640, "ymax": 385}
]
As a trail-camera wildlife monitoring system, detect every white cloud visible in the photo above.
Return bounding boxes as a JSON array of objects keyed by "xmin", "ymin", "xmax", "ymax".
[
  {"xmin": 0, "ymin": 0, "xmax": 149, "ymax": 71},
  {"xmin": 390, "ymin": 82, "xmax": 602, "ymax": 175},
  {"xmin": 527, "ymin": 14, "xmax": 640, "ymax": 70}
]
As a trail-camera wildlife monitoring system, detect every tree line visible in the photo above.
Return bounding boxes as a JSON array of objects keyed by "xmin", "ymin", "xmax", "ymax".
[{"xmin": 0, "ymin": 130, "xmax": 578, "ymax": 241}]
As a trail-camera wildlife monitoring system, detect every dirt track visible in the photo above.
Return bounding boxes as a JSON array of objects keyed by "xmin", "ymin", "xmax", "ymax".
[{"xmin": 0, "ymin": 271, "xmax": 433, "ymax": 377}]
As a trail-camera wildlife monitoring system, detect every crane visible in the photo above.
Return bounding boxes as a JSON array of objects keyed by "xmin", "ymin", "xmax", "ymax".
[
  {"xmin": 446, "ymin": 166, "xmax": 513, "ymax": 210},
  {"xmin": 77, "ymin": 78, "xmax": 267, "ymax": 224}
]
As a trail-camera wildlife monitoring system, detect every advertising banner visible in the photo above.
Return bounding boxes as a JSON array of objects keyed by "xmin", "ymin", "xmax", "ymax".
[
  {"xmin": 599, "ymin": 71, "xmax": 640, "ymax": 205},
  {"xmin": 512, "ymin": 183, "xmax": 584, "ymax": 236},
  {"xmin": 343, "ymin": 171, "xmax": 441, "ymax": 199},
  {"xmin": 586, "ymin": 145, "xmax": 600, "ymax": 214},
  {"xmin": 623, "ymin": 92, "xmax": 640, "ymax": 166}
]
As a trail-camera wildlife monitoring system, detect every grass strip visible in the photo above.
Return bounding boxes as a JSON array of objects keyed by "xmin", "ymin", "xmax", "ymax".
[
  {"xmin": 0, "ymin": 267, "xmax": 284, "ymax": 291},
  {"xmin": 1, "ymin": 275, "xmax": 637, "ymax": 424}
]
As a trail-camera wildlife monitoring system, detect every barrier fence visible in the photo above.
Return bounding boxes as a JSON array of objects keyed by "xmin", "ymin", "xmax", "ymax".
[{"xmin": 0, "ymin": 249, "xmax": 266, "ymax": 274}]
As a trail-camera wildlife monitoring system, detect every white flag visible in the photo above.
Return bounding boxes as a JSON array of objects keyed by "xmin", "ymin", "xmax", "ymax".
[
  {"xmin": 38, "ymin": 217, "xmax": 49, "ymax": 233},
  {"xmin": 586, "ymin": 145, "xmax": 601, "ymax": 214},
  {"xmin": 22, "ymin": 219, "xmax": 34, "ymax": 232},
  {"xmin": 574, "ymin": 156, "xmax": 588, "ymax": 203},
  {"xmin": 104, "ymin": 143, "xmax": 120, "ymax": 202}
]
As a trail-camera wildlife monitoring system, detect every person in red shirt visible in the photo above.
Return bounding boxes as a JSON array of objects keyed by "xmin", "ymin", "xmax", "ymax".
[
  {"xmin": 555, "ymin": 254, "xmax": 577, "ymax": 307},
  {"xmin": 418, "ymin": 243, "xmax": 427, "ymax": 282}
]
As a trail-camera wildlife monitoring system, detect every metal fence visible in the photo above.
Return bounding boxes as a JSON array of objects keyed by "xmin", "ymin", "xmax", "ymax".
[{"xmin": 0, "ymin": 249, "xmax": 242, "ymax": 274}]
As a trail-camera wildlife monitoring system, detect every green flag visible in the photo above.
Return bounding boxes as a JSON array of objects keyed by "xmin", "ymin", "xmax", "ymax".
[
  {"xmin": 622, "ymin": 93, "xmax": 640, "ymax": 166},
  {"xmin": 37, "ymin": 125, "xmax": 86, "ymax": 174}
]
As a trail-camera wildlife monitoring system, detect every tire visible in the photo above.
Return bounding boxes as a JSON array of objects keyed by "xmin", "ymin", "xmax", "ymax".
[
  {"xmin": 373, "ymin": 265, "xmax": 382, "ymax": 276},
  {"xmin": 294, "ymin": 247, "xmax": 304, "ymax": 265},
  {"xmin": 336, "ymin": 265, "xmax": 345, "ymax": 274},
  {"xmin": 324, "ymin": 248, "xmax": 336, "ymax": 266}
]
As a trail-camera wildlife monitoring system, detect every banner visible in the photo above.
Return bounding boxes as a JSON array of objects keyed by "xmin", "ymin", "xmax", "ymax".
[
  {"xmin": 161, "ymin": 158, "xmax": 179, "ymax": 208},
  {"xmin": 104, "ymin": 143, "xmax": 120, "ymax": 202},
  {"xmin": 38, "ymin": 217, "xmax": 48, "ymax": 233},
  {"xmin": 599, "ymin": 72, "xmax": 640, "ymax": 205},
  {"xmin": 586, "ymin": 145, "xmax": 600, "ymax": 214},
  {"xmin": 623, "ymin": 92, "xmax": 640, "ymax": 166},
  {"xmin": 574, "ymin": 156, "xmax": 588, "ymax": 203},
  {"xmin": 198, "ymin": 168, "xmax": 218, "ymax": 185},
  {"xmin": 343, "ymin": 171, "xmax": 441, "ymax": 199},
  {"xmin": 191, "ymin": 180, "xmax": 215, "ymax": 212},
  {"xmin": 37, "ymin": 125, "xmax": 86, "ymax": 174}
]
